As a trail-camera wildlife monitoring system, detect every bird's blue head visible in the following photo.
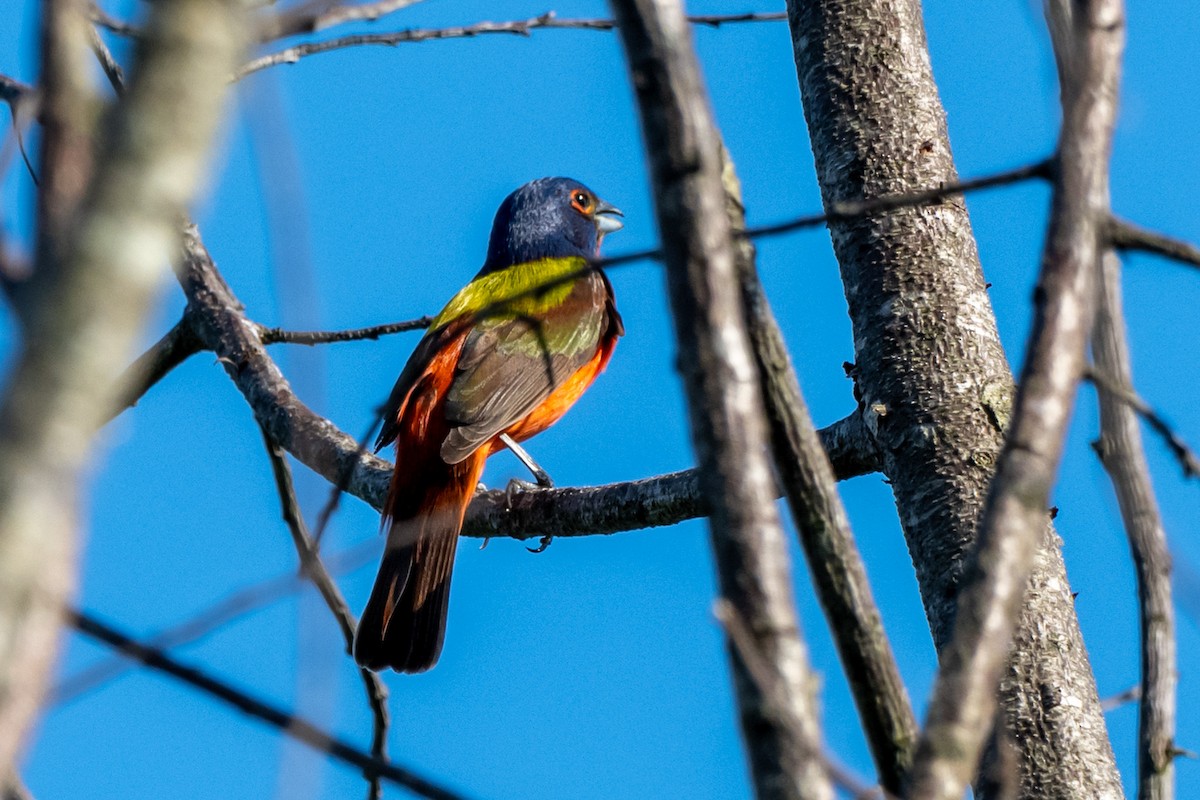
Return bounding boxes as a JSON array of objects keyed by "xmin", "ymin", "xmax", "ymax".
[{"xmin": 479, "ymin": 177, "xmax": 623, "ymax": 275}]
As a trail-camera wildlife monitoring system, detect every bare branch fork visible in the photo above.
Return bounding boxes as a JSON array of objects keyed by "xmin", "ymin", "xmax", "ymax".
[
  {"xmin": 1086, "ymin": 367, "xmax": 1200, "ymax": 479},
  {"xmin": 68, "ymin": 609, "xmax": 469, "ymax": 800}
]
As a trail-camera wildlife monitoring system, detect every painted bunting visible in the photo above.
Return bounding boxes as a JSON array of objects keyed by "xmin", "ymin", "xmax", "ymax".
[{"xmin": 353, "ymin": 177, "xmax": 624, "ymax": 673}]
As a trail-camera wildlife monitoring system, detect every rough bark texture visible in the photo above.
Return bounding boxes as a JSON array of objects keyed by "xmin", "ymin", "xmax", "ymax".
[
  {"xmin": 1094, "ymin": 254, "xmax": 1175, "ymax": 800},
  {"xmin": 0, "ymin": 0, "xmax": 247, "ymax": 780},
  {"xmin": 906, "ymin": 0, "xmax": 1126, "ymax": 791},
  {"xmin": 784, "ymin": 0, "xmax": 1122, "ymax": 797},
  {"xmin": 725, "ymin": 156, "xmax": 916, "ymax": 795},
  {"xmin": 612, "ymin": 2, "xmax": 831, "ymax": 798}
]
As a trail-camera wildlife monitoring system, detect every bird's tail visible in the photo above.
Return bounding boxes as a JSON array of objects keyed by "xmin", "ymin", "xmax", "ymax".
[{"xmin": 354, "ymin": 449, "xmax": 487, "ymax": 673}]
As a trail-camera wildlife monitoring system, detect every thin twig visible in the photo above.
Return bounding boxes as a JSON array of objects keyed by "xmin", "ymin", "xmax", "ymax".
[
  {"xmin": 744, "ymin": 158, "xmax": 1054, "ymax": 240},
  {"xmin": 257, "ymin": 316, "xmax": 432, "ymax": 345},
  {"xmin": 108, "ymin": 317, "xmax": 204, "ymax": 420},
  {"xmin": 1108, "ymin": 215, "xmax": 1200, "ymax": 272},
  {"xmin": 1092, "ymin": 252, "xmax": 1176, "ymax": 800},
  {"xmin": 237, "ymin": 11, "xmax": 787, "ymax": 78},
  {"xmin": 87, "ymin": 24, "xmax": 125, "ymax": 94},
  {"xmin": 1086, "ymin": 367, "xmax": 1200, "ymax": 479},
  {"xmin": 88, "ymin": 3, "xmax": 139, "ymax": 37},
  {"xmin": 1101, "ymin": 685, "xmax": 1142, "ymax": 713},
  {"xmin": 51, "ymin": 539, "xmax": 379, "ymax": 705},
  {"xmin": 69, "ymin": 609, "xmax": 469, "ymax": 800},
  {"xmin": 261, "ymin": 431, "xmax": 389, "ymax": 800}
]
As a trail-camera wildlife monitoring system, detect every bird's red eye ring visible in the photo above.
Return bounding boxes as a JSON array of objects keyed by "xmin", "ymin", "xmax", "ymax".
[{"xmin": 570, "ymin": 190, "xmax": 594, "ymax": 215}]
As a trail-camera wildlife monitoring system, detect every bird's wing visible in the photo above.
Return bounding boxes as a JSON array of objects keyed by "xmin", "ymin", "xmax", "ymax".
[
  {"xmin": 439, "ymin": 271, "xmax": 611, "ymax": 464},
  {"xmin": 374, "ymin": 322, "xmax": 466, "ymax": 452}
]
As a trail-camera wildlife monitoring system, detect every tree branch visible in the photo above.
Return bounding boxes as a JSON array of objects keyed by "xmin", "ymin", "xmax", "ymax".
[
  {"xmin": 612, "ymin": 2, "xmax": 832, "ymax": 798},
  {"xmin": 52, "ymin": 539, "xmax": 379, "ymax": 705},
  {"xmin": 261, "ymin": 432, "xmax": 389, "ymax": 800},
  {"xmin": 260, "ymin": 0, "xmax": 429, "ymax": 41},
  {"xmin": 176, "ymin": 220, "xmax": 878, "ymax": 547},
  {"xmin": 237, "ymin": 11, "xmax": 787, "ymax": 79},
  {"xmin": 0, "ymin": 0, "xmax": 248, "ymax": 777},
  {"xmin": 108, "ymin": 317, "xmax": 203, "ymax": 419},
  {"xmin": 906, "ymin": 0, "xmax": 1126, "ymax": 796},
  {"xmin": 724, "ymin": 151, "xmax": 916, "ymax": 795},
  {"xmin": 256, "ymin": 316, "xmax": 432, "ymax": 345},
  {"xmin": 1107, "ymin": 215, "xmax": 1200, "ymax": 272},
  {"xmin": 68, "ymin": 609, "xmax": 469, "ymax": 800},
  {"xmin": 1091, "ymin": 252, "xmax": 1176, "ymax": 800},
  {"xmin": 1085, "ymin": 368, "xmax": 1200, "ymax": 478},
  {"xmin": 784, "ymin": 0, "xmax": 1122, "ymax": 794}
]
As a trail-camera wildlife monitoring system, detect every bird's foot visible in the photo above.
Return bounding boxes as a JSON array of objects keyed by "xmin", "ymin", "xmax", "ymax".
[
  {"xmin": 505, "ymin": 477, "xmax": 539, "ymax": 510},
  {"xmin": 526, "ymin": 534, "xmax": 554, "ymax": 554},
  {"xmin": 504, "ymin": 478, "xmax": 554, "ymax": 553}
]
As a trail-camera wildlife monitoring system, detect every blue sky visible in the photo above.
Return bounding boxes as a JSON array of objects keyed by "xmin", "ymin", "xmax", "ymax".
[{"xmin": 2, "ymin": 1, "xmax": 1198, "ymax": 798}]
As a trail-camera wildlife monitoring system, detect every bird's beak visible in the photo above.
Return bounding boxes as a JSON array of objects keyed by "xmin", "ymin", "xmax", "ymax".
[{"xmin": 593, "ymin": 200, "xmax": 624, "ymax": 235}]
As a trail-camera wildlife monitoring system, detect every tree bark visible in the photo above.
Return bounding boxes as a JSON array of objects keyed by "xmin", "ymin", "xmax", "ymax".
[
  {"xmin": 612, "ymin": 2, "xmax": 832, "ymax": 798},
  {"xmin": 784, "ymin": 0, "xmax": 1122, "ymax": 796},
  {"xmin": 1094, "ymin": 255, "xmax": 1175, "ymax": 800},
  {"xmin": 0, "ymin": 0, "xmax": 248, "ymax": 780}
]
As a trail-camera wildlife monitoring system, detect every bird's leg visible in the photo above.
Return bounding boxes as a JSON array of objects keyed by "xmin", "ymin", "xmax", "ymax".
[
  {"xmin": 475, "ymin": 481, "xmax": 491, "ymax": 549},
  {"xmin": 499, "ymin": 434, "xmax": 555, "ymax": 553},
  {"xmin": 499, "ymin": 433, "xmax": 554, "ymax": 488}
]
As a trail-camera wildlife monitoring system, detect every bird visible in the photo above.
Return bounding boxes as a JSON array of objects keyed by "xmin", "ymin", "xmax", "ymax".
[{"xmin": 353, "ymin": 177, "xmax": 624, "ymax": 673}]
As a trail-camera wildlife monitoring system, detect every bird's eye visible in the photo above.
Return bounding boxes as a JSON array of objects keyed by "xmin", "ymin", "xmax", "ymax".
[{"xmin": 570, "ymin": 191, "xmax": 594, "ymax": 215}]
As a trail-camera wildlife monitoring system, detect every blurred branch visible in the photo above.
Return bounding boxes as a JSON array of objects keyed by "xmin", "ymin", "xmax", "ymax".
[
  {"xmin": 714, "ymin": 600, "xmax": 889, "ymax": 800},
  {"xmin": 261, "ymin": 432, "xmax": 389, "ymax": 800},
  {"xmin": 108, "ymin": 317, "xmax": 203, "ymax": 419},
  {"xmin": 0, "ymin": 0, "xmax": 248, "ymax": 777},
  {"xmin": 2, "ymin": 776, "xmax": 31, "ymax": 800},
  {"xmin": 68, "ymin": 609, "xmax": 469, "ymax": 800},
  {"xmin": 260, "ymin": 0, "xmax": 429, "ymax": 40},
  {"xmin": 724, "ymin": 154, "xmax": 916, "ymax": 796},
  {"xmin": 612, "ymin": 2, "xmax": 831, "ymax": 798},
  {"xmin": 0, "ymin": 75, "xmax": 33, "ymax": 105},
  {"xmin": 1092, "ymin": 252, "xmax": 1176, "ymax": 800},
  {"xmin": 905, "ymin": 0, "xmax": 1125, "ymax": 796},
  {"xmin": 1101, "ymin": 685, "xmax": 1141, "ymax": 713},
  {"xmin": 88, "ymin": 3, "xmax": 138, "ymax": 37},
  {"xmin": 237, "ymin": 11, "xmax": 787, "ymax": 78},
  {"xmin": 1107, "ymin": 216, "xmax": 1200, "ymax": 272},
  {"xmin": 1086, "ymin": 368, "xmax": 1200, "ymax": 479},
  {"xmin": 52, "ymin": 539, "xmax": 378, "ymax": 705}
]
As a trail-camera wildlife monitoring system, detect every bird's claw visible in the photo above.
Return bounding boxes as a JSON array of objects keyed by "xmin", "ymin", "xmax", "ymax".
[
  {"xmin": 526, "ymin": 534, "xmax": 554, "ymax": 554},
  {"xmin": 504, "ymin": 477, "xmax": 539, "ymax": 510},
  {"xmin": 504, "ymin": 478, "xmax": 554, "ymax": 552}
]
